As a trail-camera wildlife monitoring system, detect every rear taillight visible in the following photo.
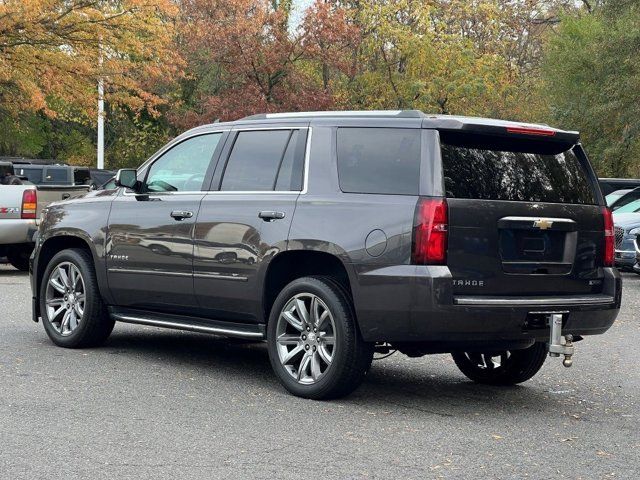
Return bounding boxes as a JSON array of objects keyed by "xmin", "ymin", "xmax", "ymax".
[
  {"xmin": 21, "ymin": 189, "xmax": 37, "ymax": 219},
  {"xmin": 602, "ymin": 206, "xmax": 614, "ymax": 267},
  {"xmin": 411, "ymin": 197, "xmax": 448, "ymax": 265}
]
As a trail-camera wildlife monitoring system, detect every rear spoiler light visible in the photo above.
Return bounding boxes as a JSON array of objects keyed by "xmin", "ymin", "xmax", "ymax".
[
  {"xmin": 21, "ymin": 189, "xmax": 37, "ymax": 219},
  {"xmin": 506, "ymin": 126, "xmax": 556, "ymax": 137}
]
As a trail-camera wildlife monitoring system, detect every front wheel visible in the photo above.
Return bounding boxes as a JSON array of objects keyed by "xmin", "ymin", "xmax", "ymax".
[
  {"xmin": 39, "ymin": 248, "xmax": 114, "ymax": 348},
  {"xmin": 452, "ymin": 342, "xmax": 547, "ymax": 386},
  {"xmin": 267, "ymin": 276, "xmax": 373, "ymax": 400}
]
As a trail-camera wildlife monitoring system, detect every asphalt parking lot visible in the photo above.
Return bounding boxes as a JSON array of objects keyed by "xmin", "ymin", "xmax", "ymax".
[{"xmin": 0, "ymin": 264, "xmax": 637, "ymax": 479}]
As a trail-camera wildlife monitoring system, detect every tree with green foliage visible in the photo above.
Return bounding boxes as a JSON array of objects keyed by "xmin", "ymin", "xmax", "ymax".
[{"xmin": 542, "ymin": 0, "xmax": 640, "ymax": 176}]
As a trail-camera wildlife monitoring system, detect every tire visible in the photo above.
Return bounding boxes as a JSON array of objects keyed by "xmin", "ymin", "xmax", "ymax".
[
  {"xmin": 267, "ymin": 276, "xmax": 374, "ymax": 400},
  {"xmin": 452, "ymin": 342, "xmax": 547, "ymax": 386},
  {"xmin": 39, "ymin": 248, "xmax": 114, "ymax": 348},
  {"xmin": 7, "ymin": 245, "xmax": 32, "ymax": 271}
]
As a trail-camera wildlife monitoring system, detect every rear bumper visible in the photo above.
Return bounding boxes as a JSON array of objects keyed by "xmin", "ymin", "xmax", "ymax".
[
  {"xmin": 0, "ymin": 219, "xmax": 37, "ymax": 246},
  {"xmin": 353, "ymin": 265, "xmax": 621, "ymax": 343}
]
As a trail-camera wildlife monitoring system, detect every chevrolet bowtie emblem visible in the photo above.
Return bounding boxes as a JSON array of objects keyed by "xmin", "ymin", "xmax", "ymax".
[{"xmin": 533, "ymin": 219, "xmax": 554, "ymax": 230}]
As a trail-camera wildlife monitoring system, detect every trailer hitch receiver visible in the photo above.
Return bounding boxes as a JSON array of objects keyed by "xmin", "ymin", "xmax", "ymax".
[{"xmin": 547, "ymin": 313, "xmax": 574, "ymax": 367}]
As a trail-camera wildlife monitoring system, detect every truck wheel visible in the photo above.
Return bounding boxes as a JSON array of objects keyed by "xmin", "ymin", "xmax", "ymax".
[
  {"xmin": 7, "ymin": 245, "xmax": 32, "ymax": 271},
  {"xmin": 451, "ymin": 342, "xmax": 547, "ymax": 386},
  {"xmin": 267, "ymin": 276, "xmax": 373, "ymax": 400},
  {"xmin": 39, "ymin": 248, "xmax": 114, "ymax": 348}
]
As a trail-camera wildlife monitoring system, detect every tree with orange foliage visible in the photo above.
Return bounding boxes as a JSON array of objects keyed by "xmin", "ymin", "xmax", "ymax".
[
  {"xmin": 173, "ymin": 0, "xmax": 358, "ymax": 127},
  {"xmin": 0, "ymin": 0, "xmax": 180, "ymax": 120}
]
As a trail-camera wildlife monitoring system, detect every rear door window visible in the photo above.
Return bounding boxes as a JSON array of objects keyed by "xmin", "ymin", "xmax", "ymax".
[
  {"xmin": 337, "ymin": 128, "xmax": 421, "ymax": 195},
  {"xmin": 220, "ymin": 129, "xmax": 304, "ymax": 191},
  {"xmin": 440, "ymin": 135, "xmax": 596, "ymax": 204}
]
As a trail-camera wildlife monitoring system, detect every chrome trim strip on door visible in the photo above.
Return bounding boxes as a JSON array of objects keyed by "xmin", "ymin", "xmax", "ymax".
[
  {"xmin": 107, "ymin": 267, "xmax": 192, "ymax": 277},
  {"xmin": 109, "ymin": 268, "xmax": 249, "ymax": 282},
  {"xmin": 193, "ymin": 272, "xmax": 248, "ymax": 281},
  {"xmin": 112, "ymin": 313, "xmax": 264, "ymax": 339}
]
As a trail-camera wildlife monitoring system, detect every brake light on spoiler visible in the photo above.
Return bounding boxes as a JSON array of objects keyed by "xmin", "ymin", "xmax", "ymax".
[
  {"xmin": 506, "ymin": 126, "xmax": 556, "ymax": 137},
  {"xmin": 21, "ymin": 189, "xmax": 37, "ymax": 219}
]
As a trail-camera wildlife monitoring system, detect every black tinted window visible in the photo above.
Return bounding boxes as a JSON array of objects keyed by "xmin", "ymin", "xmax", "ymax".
[
  {"xmin": 45, "ymin": 167, "xmax": 69, "ymax": 184},
  {"xmin": 74, "ymin": 169, "xmax": 91, "ymax": 185},
  {"xmin": 441, "ymin": 139, "xmax": 596, "ymax": 204},
  {"xmin": 16, "ymin": 167, "xmax": 42, "ymax": 184},
  {"xmin": 222, "ymin": 130, "xmax": 296, "ymax": 191},
  {"xmin": 275, "ymin": 130, "xmax": 303, "ymax": 191},
  {"xmin": 337, "ymin": 128, "xmax": 420, "ymax": 195}
]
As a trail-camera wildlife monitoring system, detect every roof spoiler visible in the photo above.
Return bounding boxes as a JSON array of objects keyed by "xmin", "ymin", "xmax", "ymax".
[{"xmin": 424, "ymin": 116, "xmax": 580, "ymax": 145}]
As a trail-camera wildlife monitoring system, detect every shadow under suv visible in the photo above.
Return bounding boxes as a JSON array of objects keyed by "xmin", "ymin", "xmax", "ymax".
[{"xmin": 30, "ymin": 110, "xmax": 621, "ymax": 399}]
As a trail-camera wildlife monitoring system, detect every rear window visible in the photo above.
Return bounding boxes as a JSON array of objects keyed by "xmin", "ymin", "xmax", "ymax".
[
  {"xmin": 337, "ymin": 128, "xmax": 421, "ymax": 195},
  {"xmin": 73, "ymin": 168, "xmax": 91, "ymax": 185},
  {"xmin": 44, "ymin": 167, "xmax": 69, "ymax": 184},
  {"xmin": 15, "ymin": 167, "xmax": 43, "ymax": 184},
  {"xmin": 441, "ymin": 135, "xmax": 596, "ymax": 204}
]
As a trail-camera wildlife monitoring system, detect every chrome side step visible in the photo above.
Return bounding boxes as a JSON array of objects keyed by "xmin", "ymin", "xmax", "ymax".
[{"xmin": 109, "ymin": 308, "xmax": 265, "ymax": 340}]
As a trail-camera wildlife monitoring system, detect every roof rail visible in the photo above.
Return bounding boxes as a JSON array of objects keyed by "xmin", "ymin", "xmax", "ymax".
[{"xmin": 241, "ymin": 110, "xmax": 425, "ymax": 120}]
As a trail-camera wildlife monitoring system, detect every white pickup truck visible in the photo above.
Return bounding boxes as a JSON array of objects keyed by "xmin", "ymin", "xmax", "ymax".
[{"xmin": 1, "ymin": 174, "xmax": 89, "ymax": 270}]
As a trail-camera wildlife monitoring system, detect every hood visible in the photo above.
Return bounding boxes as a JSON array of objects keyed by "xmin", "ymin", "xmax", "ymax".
[{"xmin": 612, "ymin": 212, "xmax": 640, "ymax": 229}]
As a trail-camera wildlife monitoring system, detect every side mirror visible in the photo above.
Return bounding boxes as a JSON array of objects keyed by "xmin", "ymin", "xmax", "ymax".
[{"xmin": 115, "ymin": 169, "xmax": 138, "ymax": 190}]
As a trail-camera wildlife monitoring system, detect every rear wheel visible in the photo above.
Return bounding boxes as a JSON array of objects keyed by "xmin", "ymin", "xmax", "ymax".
[
  {"xmin": 7, "ymin": 245, "xmax": 31, "ymax": 271},
  {"xmin": 39, "ymin": 248, "xmax": 114, "ymax": 348},
  {"xmin": 267, "ymin": 276, "xmax": 373, "ymax": 400},
  {"xmin": 452, "ymin": 342, "xmax": 547, "ymax": 385}
]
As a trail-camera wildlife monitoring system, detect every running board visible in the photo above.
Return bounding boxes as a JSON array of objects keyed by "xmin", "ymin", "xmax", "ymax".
[{"xmin": 108, "ymin": 308, "xmax": 265, "ymax": 340}]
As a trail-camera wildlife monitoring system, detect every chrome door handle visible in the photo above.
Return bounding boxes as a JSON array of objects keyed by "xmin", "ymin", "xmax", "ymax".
[
  {"xmin": 170, "ymin": 210, "xmax": 194, "ymax": 221},
  {"xmin": 258, "ymin": 211, "xmax": 285, "ymax": 222}
]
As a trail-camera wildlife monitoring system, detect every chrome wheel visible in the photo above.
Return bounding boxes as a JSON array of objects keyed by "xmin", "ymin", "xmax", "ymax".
[
  {"xmin": 45, "ymin": 261, "xmax": 86, "ymax": 336},
  {"xmin": 275, "ymin": 293, "xmax": 336, "ymax": 385}
]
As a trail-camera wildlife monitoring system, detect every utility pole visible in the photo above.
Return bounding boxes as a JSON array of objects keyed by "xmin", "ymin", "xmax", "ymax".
[{"xmin": 97, "ymin": 46, "xmax": 104, "ymax": 170}]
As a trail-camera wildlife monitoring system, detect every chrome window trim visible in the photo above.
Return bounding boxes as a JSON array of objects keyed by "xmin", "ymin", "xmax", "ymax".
[
  {"xmin": 121, "ymin": 126, "xmax": 312, "ymax": 197},
  {"xmin": 209, "ymin": 126, "xmax": 311, "ymax": 195}
]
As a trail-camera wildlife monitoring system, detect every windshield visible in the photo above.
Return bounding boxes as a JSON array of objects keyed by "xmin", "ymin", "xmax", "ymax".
[
  {"xmin": 613, "ymin": 199, "xmax": 640, "ymax": 213},
  {"xmin": 611, "ymin": 188, "xmax": 640, "ymax": 210},
  {"xmin": 606, "ymin": 191, "xmax": 629, "ymax": 206}
]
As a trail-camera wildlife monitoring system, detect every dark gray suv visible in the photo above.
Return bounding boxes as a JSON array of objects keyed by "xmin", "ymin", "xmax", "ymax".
[{"xmin": 30, "ymin": 110, "xmax": 621, "ymax": 399}]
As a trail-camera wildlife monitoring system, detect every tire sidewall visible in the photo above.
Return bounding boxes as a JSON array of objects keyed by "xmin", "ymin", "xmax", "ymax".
[
  {"xmin": 40, "ymin": 249, "xmax": 98, "ymax": 348},
  {"xmin": 267, "ymin": 277, "xmax": 351, "ymax": 398},
  {"xmin": 452, "ymin": 343, "xmax": 547, "ymax": 385}
]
